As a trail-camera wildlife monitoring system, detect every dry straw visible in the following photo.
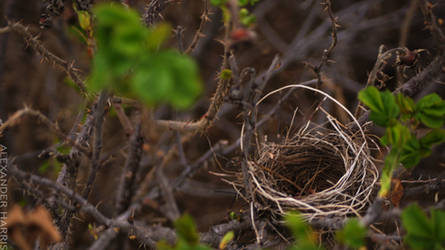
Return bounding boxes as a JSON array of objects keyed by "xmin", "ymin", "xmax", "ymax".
[{"xmin": 238, "ymin": 84, "xmax": 379, "ymax": 221}]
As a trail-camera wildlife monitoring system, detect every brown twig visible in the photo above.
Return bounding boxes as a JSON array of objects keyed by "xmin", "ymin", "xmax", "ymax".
[
  {"xmin": 0, "ymin": 26, "xmax": 10, "ymax": 34},
  {"xmin": 115, "ymin": 121, "xmax": 143, "ymax": 215},
  {"xmin": 9, "ymin": 163, "xmax": 175, "ymax": 250},
  {"xmin": 82, "ymin": 90, "xmax": 110, "ymax": 199},
  {"xmin": 6, "ymin": 21, "xmax": 87, "ymax": 95},
  {"xmin": 0, "ymin": 107, "xmax": 89, "ymax": 155},
  {"xmin": 156, "ymin": 14, "xmax": 233, "ymax": 133},
  {"xmin": 184, "ymin": 0, "xmax": 209, "ymax": 54},
  {"xmin": 420, "ymin": 0, "xmax": 445, "ymax": 46},
  {"xmin": 314, "ymin": 0, "xmax": 339, "ymax": 85},
  {"xmin": 113, "ymin": 102, "xmax": 134, "ymax": 136},
  {"xmin": 399, "ymin": 0, "xmax": 420, "ymax": 47}
]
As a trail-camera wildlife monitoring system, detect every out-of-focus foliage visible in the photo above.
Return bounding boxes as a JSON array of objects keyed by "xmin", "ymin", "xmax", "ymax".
[
  {"xmin": 88, "ymin": 4, "xmax": 202, "ymax": 109},
  {"xmin": 336, "ymin": 218, "xmax": 367, "ymax": 249},
  {"xmin": 285, "ymin": 212, "xmax": 323, "ymax": 250},
  {"xmin": 401, "ymin": 204, "xmax": 445, "ymax": 250}
]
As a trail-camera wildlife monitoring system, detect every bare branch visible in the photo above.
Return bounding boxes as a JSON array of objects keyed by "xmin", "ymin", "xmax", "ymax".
[{"xmin": 6, "ymin": 21, "xmax": 87, "ymax": 95}]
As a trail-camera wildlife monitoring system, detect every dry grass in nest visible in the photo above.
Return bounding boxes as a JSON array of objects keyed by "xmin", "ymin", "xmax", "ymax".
[{"xmin": 235, "ymin": 84, "xmax": 379, "ymax": 221}]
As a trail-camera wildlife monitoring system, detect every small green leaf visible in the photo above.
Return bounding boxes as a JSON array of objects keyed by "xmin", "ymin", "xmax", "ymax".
[
  {"xmin": 220, "ymin": 69, "xmax": 232, "ymax": 80},
  {"xmin": 336, "ymin": 218, "xmax": 367, "ymax": 249},
  {"xmin": 174, "ymin": 214, "xmax": 199, "ymax": 245},
  {"xmin": 285, "ymin": 212, "xmax": 323, "ymax": 250},
  {"xmin": 146, "ymin": 23, "xmax": 171, "ymax": 50},
  {"xmin": 380, "ymin": 122, "xmax": 411, "ymax": 149},
  {"xmin": 219, "ymin": 231, "xmax": 234, "ymax": 249},
  {"xmin": 378, "ymin": 149, "xmax": 399, "ymax": 197},
  {"xmin": 77, "ymin": 10, "xmax": 92, "ymax": 31},
  {"xmin": 396, "ymin": 93, "xmax": 415, "ymax": 114},
  {"xmin": 222, "ymin": 6, "xmax": 231, "ymax": 25},
  {"xmin": 416, "ymin": 113, "xmax": 444, "ymax": 129},
  {"xmin": 415, "ymin": 93, "xmax": 445, "ymax": 128},
  {"xmin": 400, "ymin": 137, "xmax": 422, "ymax": 168}
]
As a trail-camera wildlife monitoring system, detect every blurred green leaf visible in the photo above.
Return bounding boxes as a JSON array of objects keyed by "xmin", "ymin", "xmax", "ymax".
[
  {"xmin": 396, "ymin": 93, "xmax": 416, "ymax": 114},
  {"xmin": 285, "ymin": 212, "xmax": 323, "ymax": 250},
  {"xmin": 239, "ymin": 8, "xmax": 256, "ymax": 26},
  {"xmin": 146, "ymin": 23, "xmax": 172, "ymax": 50},
  {"xmin": 401, "ymin": 204, "xmax": 445, "ymax": 250},
  {"xmin": 219, "ymin": 231, "xmax": 234, "ymax": 249},
  {"xmin": 415, "ymin": 93, "xmax": 445, "ymax": 128},
  {"xmin": 380, "ymin": 122, "xmax": 411, "ymax": 149},
  {"xmin": 210, "ymin": 0, "xmax": 228, "ymax": 7},
  {"xmin": 420, "ymin": 129, "xmax": 445, "ymax": 148},
  {"xmin": 336, "ymin": 218, "xmax": 367, "ymax": 249},
  {"xmin": 400, "ymin": 137, "xmax": 423, "ymax": 168},
  {"xmin": 175, "ymin": 214, "xmax": 200, "ymax": 246},
  {"xmin": 77, "ymin": 10, "xmax": 92, "ymax": 31},
  {"xmin": 379, "ymin": 149, "xmax": 399, "ymax": 197},
  {"xmin": 88, "ymin": 4, "xmax": 202, "ymax": 109},
  {"xmin": 238, "ymin": 0, "xmax": 259, "ymax": 6}
]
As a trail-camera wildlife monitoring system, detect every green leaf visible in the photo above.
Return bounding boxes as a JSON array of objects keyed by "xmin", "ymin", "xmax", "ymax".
[
  {"xmin": 431, "ymin": 209, "xmax": 445, "ymax": 243},
  {"xmin": 396, "ymin": 93, "xmax": 416, "ymax": 114},
  {"xmin": 420, "ymin": 129, "xmax": 445, "ymax": 148},
  {"xmin": 285, "ymin": 212, "xmax": 323, "ymax": 250},
  {"xmin": 238, "ymin": 0, "xmax": 259, "ymax": 5},
  {"xmin": 146, "ymin": 23, "xmax": 172, "ymax": 50},
  {"xmin": 174, "ymin": 214, "xmax": 200, "ymax": 245},
  {"xmin": 358, "ymin": 86, "xmax": 384, "ymax": 114},
  {"xmin": 210, "ymin": 0, "xmax": 228, "ymax": 7},
  {"xmin": 401, "ymin": 205, "xmax": 445, "ymax": 250},
  {"xmin": 380, "ymin": 122, "xmax": 411, "ymax": 149},
  {"xmin": 220, "ymin": 69, "xmax": 232, "ymax": 80},
  {"xmin": 400, "ymin": 137, "xmax": 422, "ymax": 168},
  {"xmin": 378, "ymin": 149, "xmax": 399, "ymax": 197},
  {"xmin": 415, "ymin": 93, "xmax": 445, "ymax": 128},
  {"xmin": 336, "ymin": 218, "xmax": 367, "ymax": 249},
  {"xmin": 77, "ymin": 10, "xmax": 92, "ymax": 31},
  {"xmin": 89, "ymin": 4, "xmax": 202, "ymax": 109},
  {"xmin": 358, "ymin": 86, "xmax": 399, "ymax": 126},
  {"xmin": 402, "ymin": 205, "xmax": 432, "ymax": 239},
  {"xmin": 219, "ymin": 231, "xmax": 234, "ymax": 249}
]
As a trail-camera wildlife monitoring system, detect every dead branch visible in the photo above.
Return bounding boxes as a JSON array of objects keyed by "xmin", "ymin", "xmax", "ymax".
[
  {"xmin": 115, "ymin": 121, "xmax": 143, "ymax": 214},
  {"xmin": 184, "ymin": 0, "xmax": 209, "ymax": 54},
  {"xmin": 0, "ymin": 107, "xmax": 89, "ymax": 155},
  {"xmin": 82, "ymin": 90, "xmax": 110, "ymax": 198},
  {"xmin": 6, "ymin": 21, "xmax": 87, "ymax": 95}
]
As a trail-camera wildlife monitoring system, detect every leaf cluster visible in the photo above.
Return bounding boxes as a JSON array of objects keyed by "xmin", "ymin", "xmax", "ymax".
[
  {"xmin": 358, "ymin": 86, "xmax": 445, "ymax": 197},
  {"xmin": 401, "ymin": 204, "xmax": 445, "ymax": 250},
  {"xmin": 88, "ymin": 4, "xmax": 202, "ymax": 109}
]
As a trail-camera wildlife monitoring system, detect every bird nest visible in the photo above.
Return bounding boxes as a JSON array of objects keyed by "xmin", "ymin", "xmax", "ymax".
[{"xmin": 235, "ymin": 85, "xmax": 379, "ymax": 220}]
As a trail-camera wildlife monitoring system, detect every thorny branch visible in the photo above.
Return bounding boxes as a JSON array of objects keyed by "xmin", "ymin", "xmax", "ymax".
[
  {"xmin": 3, "ymin": 21, "xmax": 87, "ymax": 94},
  {"xmin": 184, "ymin": 0, "xmax": 209, "ymax": 54},
  {"xmin": 115, "ymin": 121, "xmax": 143, "ymax": 214},
  {"xmin": 0, "ymin": 106, "xmax": 89, "ymax": 155}
]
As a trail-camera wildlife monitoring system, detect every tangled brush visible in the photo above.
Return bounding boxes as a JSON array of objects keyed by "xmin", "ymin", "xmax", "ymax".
[{"xmin": 237, "ymin": 84, "xmax": 379, "ymax": 221}]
